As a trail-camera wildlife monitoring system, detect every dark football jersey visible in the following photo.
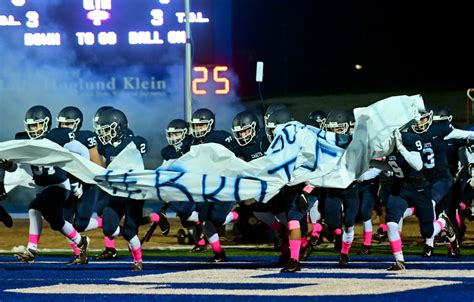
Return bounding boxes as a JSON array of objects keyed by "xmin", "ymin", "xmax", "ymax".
[
  {"xmin": 75, "ymin": 130, "xmax": 97, "ymax": 149},
  {"xmin": 99, "ymin": 135, "xmax": 148, "ymax": 166},
  {"xmin": 386, "ymin": 131, "xmax": 425, "ymax": 181},
  {"xmin": 234, "ymin": 129, "xmax": 269, "ymax": 162},
  {"xmin": 192, "ymin": 130, "xmax": 238, "ymax": 154},
  {"xmin": 161, "ymin": 135, "xmax": 193, "ymax": 160},
  {"xmin": 421, "ymin": 121, "xmax": 453, "ymax": 171},
  {"xmin": 19, "ymin": 128, "xmax": 73, "ymax": 186}
]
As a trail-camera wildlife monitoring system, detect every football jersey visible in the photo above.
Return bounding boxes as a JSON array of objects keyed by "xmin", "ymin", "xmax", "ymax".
[
  {"xmin": 386, "ymin": 131, "xmax": 425, "ymax": 181},
  {"xmin": 421, "ymin": 121, "xmax": 453, "ymax": 171},
  {"xmin": 192, "ymin": 130, "xmax": 238, "ymax": 154},
  {"xmin": 75, "ymin": 130, "xmax": 97, "ymax": 149},
  {"xmin": 99, "ymin": 135, "xmax": 148, "ymax": 166},
  {"xmin": 23, "ymin": 128, "xmax": 73, "ymax": 186},
  {"xmin": 234, "ymin": 129, "xmax": 269, "ymax": 162},
  {"xmin": 161, "ymin": 135, "xmax": 193, "ymax": 160}
]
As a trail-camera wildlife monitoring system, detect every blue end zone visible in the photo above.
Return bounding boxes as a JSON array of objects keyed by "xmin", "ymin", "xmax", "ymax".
[{"xmin": 0, "ymin": 255, "xmax": 473, "ymax": 301}]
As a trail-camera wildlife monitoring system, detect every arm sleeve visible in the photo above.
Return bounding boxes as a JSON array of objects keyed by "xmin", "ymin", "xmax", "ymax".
[
  {"xmin": 358, "ymin": 168, "xmax": 382, "ymax": 181},
  {"xmin": 444, "ymin": 128, "xmax": 474, "ymax": 140},
  {"xmin": 64, "ymin": 140, "xmax": 90, "ymax": 160},
  {"xmin": 399, "ymin": 147, "xmax": 423, "ymax": 171}
]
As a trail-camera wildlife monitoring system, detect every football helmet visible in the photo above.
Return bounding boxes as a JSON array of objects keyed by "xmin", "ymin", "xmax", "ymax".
[
  {"xmin": 308, "ymin": 110, "xmax": 327, "ymax": 128},
  {"xmin": 166, "ymin": 119, "xmax": 189, "ymax": 146},
  {"xmin": 191, "ymin": 108, "xmax": 215, "ymax": 138},
  {"xmin": 432, "ymin": 106, "xmax": 453, "ymax": 122},
  {"xmin": 264, "ymin": 104, "xmax": 288, "ymax": 124},
  {"xmin": 93, "ymin": 106, "xmax": 114, "ymax": 130},
  {"xmin": 265, "ymin": 108, "xmax": 293, "ymax": 142},
  {"xmin": 412, "ymin": 109, "xmax": 433, "ymax": 133},
  {"xmin": 232, "ymin": 110, "xmax": 258, "ymax": 146},
  {"xmin": 24, "ymin": 105, "xmax": 52, "ymax": 139},
  {"xmin": 57, "ymin": 106, "xmax": 83, "ymax": 132},
  {"xmin": 95, "ymin": 108, "xmax": 128, "ymax": 145},
  {"xmin": 324, "ymin": 109, "xmax": 352, "ymax": 134}
]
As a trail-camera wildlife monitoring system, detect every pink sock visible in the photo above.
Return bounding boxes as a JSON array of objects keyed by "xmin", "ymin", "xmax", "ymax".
[
  {"xmin": 289, "ymin": 239, "xmax": 301, "ymax": 261},
  {"xmin": 150, "ymin": 213, "xmax": 160, "ymax": 223},
  {"xmin": 389, "ymin": 239, "xmax": 403, "ymax": 253},
  {"xmin": 231, "ymin": 211, "xmax": 239, "ymax": 222},
  {"xmin": 334, "ymin": 228, "xmax": 342, "ymax": 236},
  {"xmin": 209, "ymin": 240, "xmax": 223, "ymax": 253},
  {"xmin": 456, "ymin": 213, "xmax": 461, "ymax": 229},
  {"xmin": 301, "ymin": 236, "xmax": 308, "ymax": 248},
  {"xmin": 196, "ymin": 238, "xmax": 206, "ymax": 246},
  {"xmin": 312, "ymin": 223, "xmax": 322, "ymax": 237},
  {"xmin": 341, "ymin": 241, "xmax": 352, "ymax": 255},
  {"xmin": 380, "ymin": 224, "xmax": 387, "ymax": 232},
  {"xmin": 96, "ymin": 217, "xmax": 103, "ymax": 228},
  {"xmin": 363, "ymin": 231, "xmax": 372, "ymax": 246},
  {"xmin": 69, "ymin": 242, "xmax": 80, "ymax": 256},
  {"xmin": 131, "ymin": 247, "xmax": 142, "ymax": 262},
  {"xmin": 460, "ymin": 202, "xmax": 467, "ymax": 211},
  {"xmin": 104, "ymin": 237, "xmax": 116, "ymax": 249}
]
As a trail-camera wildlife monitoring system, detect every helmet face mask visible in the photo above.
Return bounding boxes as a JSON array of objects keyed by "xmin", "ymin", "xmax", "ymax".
[
  {"xmin": 325, "ymin": 121, "xmax": 349, "ymax": 134},
  {"xmin": 166, "ymin": 128, "xmax": 187, "ymax": 146},
  {"xmin": 25, "ymin": 117, "xmax": 50, "ymax": 139},
  {"xmin": 96, "ymin": 121, "xmax": 118, "ymax": 145},
  {"xmin": 432, "ymin": 107, "xmax": 452, "ymax": 123},
  {"xmin": 264, "ymin": 109, "xmax": 293, "ymax": 142},
  {"xmin": 24, "ymin": 105, "xmax": 52, "ymax": 139},
  {"xmin": 232, "ymin": 121, "xmax": 256, "ymax": 146},
  {"xmin": 191, "ymin": 120, "xmax": 213, "ymax": 138},
  {"xmin": 95, "ymin": 108, "xmax": 128, "ymax": 145},
  {"xmin": 57, "ymin": 106, "xmax": 83, "ymax": 132},
  {"xmin": 412, "ymin": 111, "xmax": 433, "ymax": 133}
]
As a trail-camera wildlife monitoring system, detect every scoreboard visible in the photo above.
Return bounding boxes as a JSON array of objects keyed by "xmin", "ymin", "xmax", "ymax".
[{"xmin": 0, "ymin": 0, "xmax": 234, "ymax": 98}]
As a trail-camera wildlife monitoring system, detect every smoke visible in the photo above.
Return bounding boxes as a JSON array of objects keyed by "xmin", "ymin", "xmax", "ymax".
[{"xmin": 0, "ymin": 1, "xmax": 245, "ymax": 168}]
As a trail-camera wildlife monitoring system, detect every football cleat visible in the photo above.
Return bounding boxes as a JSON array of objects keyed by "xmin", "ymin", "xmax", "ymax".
[
  {"xmin": 387, "ymin": 260, "xmax": 406, "ymax": 271},
  {"xmin": 93, "ymin": 248, "xmax": 118, "ymax": 260},
  {"xmin": 280, "ymin": 258, "xmax": 301, "ymax": 273},
  {"xmin": 177, "ymin": 229, "xmax": 187, "ymax": 245},
  {"xmin": 339, "ymin": 253, "xmax": 349, "ymax": 266},
  {"xmin": 66, "ymin": 255, "xmax": 88, "ymax": 265},
  {"xmin": 421, "ymin": 244, "xmax": 434, "ymax": 258},
  {"xmin": 357, "ymin": 244, "xmax": 371, "ymax": 255},
  {"xmin": 131, "ymin": 261, "xmax": 143, "ymax": 271},
  {"xmin": 440, "ymin": 213, "xmax": 461, "ymax": 255},
  {"xmin": 15, "ymin": 248, "xmax": 36, "ymax": 263},
  {"xmin": 373, "ymin": 227, "xmax": 388, "ymax": 242},
  {"xmin": 208, "ymin": 251, "xmax": 227, "ymax": 263},
  {"xmin": 190, "ymin": 244, "xmax": 207, "ymax": 253},
  {"xmin": 448, "ymin": 246, "xmax": 461, "ymax": 258},
  {"xmin": 77, "ymin": 236, "xmax": 90, "ymax": 264},
  {"xmin": 157, "ymin": 211, "xmax": 170, "ymax": 236}
]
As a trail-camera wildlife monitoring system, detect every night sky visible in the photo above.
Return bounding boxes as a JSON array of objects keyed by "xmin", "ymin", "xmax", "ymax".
[{"xmin": 231, "ymin": 1, "xmax": 474, "ymax": 97}]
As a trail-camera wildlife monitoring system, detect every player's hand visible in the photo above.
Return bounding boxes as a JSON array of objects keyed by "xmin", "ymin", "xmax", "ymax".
[
  {"xmin": 71, "ymin": 182, "xmax": 84, "ymax": 199},
  {"xmin": 393, "ymin": 129, "xmax": 404, "ymax": 151}
]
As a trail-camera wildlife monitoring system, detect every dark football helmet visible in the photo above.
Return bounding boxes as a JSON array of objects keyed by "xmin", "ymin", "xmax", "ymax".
[
  {"xmin": 191, "ymin": 108, "xmax": 215, "ymax": 138},
  {"xmin": 308, "ymin": 110, "xmax": 327, "ymax": 128},
  {"xmin": 93, "ymin": 106, "xmax": 114, "ymax": 130},
  {"xmin": 324, "ymin": 109, "xmax": 352, "ymax": 134},
  {"xmin": 265, "ymin": 108, "xmax": 293, "ymax": 142},
  {"xmin": 24, "ymin": 105, "xmax": 52, "ymax": 139},
  {"xmin": 166, "ymin": 119, "xmax": 189, "ymax": 146},
  {"xmin": 264, "ymin": 104, "xmax": 288, "ymax": 124},
  {"xmin": 232, "ymin": 110, "xmax": 258, "ymax": 146},
  {"xmin": 432, "ymin": 106, "xmax": 453, "ymax": 122},
  {"xmin": 57, "ymin": 106, "xmax": 83, "ymax": 132},
  {"xmin": 95, "ymin": 108, "xmax": 128, "ymax": 145},
  {"xmin": 412, "ymin": 109, "xmax": 433, "ymax": 134}
]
